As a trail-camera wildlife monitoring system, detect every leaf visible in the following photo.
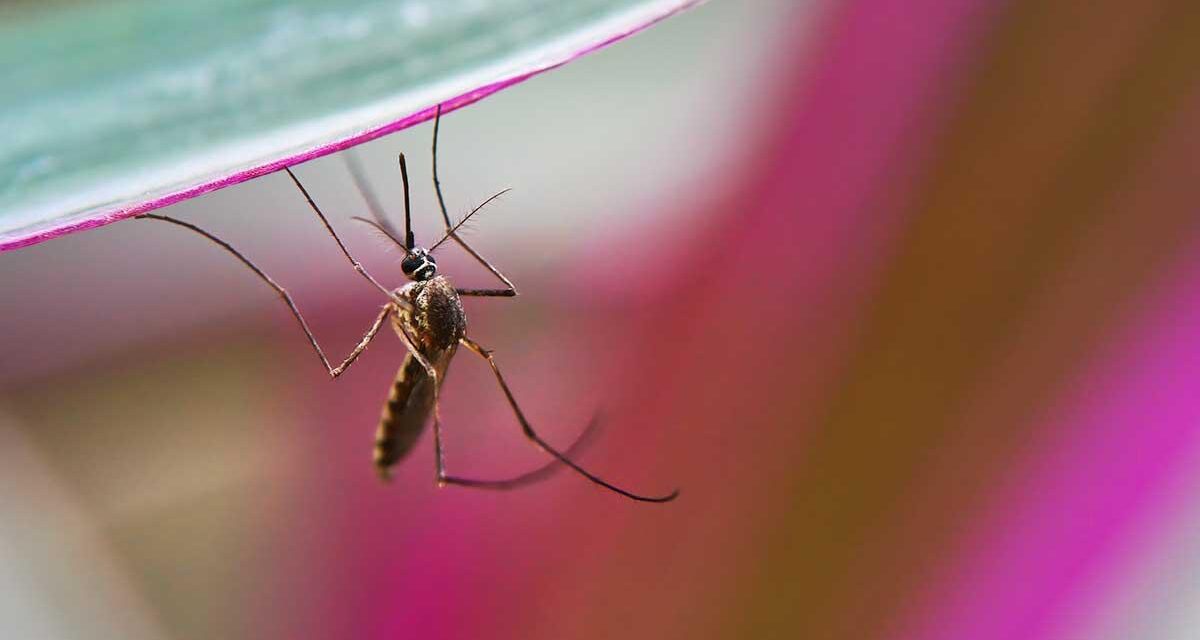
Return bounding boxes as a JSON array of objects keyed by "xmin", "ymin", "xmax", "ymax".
[{"xmin": 0, "ymin": 0, "xmax": 701, "ymax": 251}]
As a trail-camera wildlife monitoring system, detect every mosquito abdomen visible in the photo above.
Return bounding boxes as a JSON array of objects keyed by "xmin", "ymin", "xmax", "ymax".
[{"xmin": 374, "ymin": 353, "xmax": 435, "ymax": 479}]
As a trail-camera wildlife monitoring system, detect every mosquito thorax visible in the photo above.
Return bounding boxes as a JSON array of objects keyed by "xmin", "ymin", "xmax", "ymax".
[{"xmin": 401, "ymin": 247, "xmax": 437, "ymax": 281}]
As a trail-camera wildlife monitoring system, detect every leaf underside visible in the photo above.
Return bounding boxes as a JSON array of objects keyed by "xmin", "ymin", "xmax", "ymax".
[{"xmin": 0, "ymin": 0, "xmax": 702, "ymax": 251}]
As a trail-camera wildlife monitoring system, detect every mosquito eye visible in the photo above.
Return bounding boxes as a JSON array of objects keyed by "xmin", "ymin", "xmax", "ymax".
[
  {"xmin": 401, "ymin": 255, "xmax": 420, "ymax": 275},
  {"xmin": 402, "ymin": 251, "xmax": 436, "ymax": 280}
]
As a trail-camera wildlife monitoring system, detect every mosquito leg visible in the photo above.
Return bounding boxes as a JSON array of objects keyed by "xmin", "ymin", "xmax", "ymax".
[
  {"xmin": 456, "ymin": 288, "xmax": 520, "ymax": 297},
  {"xmin": 283, "ymin": 167, "xmax": 412, "ymax": 312},
  {"xmin": 431, "ymin": 364, "xmax": 448, "ymax": 482},
  {"xmin": 445, "ymin": 238, "xmax": 518, "ymax": 297},
  {"xmin": 330, "ymin": 304, "xmax": 393, "ymax": 378},
  {"xmin": 430, "ymin": 104, "xmax": 518, "ymax": 296},
  {"xmin": 436, "ymin": 229, "xmax": 518, "ymax": 295},
  {"xmin": 392, "ymin": 316, "xmax": 437, "ymax": 380},
  {"xmin": 436, "ymin": 411, "xmax": 605, "ymax": 491},
  {"xmin": 136, "ymin": 214, "xmax": 390, "ymax": 379},
  {"xmin": 458, "ymin": 336, "xmax": 679, "ymax": 503},
  {"xmin": 431, "ymin": 104, "xmax": 453, "ymax": 229},
  {"xmin": 393, "ymin": 318, "xmax": 598, "ymax": 490}
]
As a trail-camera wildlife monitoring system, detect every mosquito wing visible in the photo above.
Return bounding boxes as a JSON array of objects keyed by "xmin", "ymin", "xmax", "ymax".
[{"xmin": 344, "ymin": 151, "xmax": 406, "ymax": 245}]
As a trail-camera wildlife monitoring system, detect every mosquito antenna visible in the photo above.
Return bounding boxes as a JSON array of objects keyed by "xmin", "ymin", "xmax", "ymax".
[
  {"xmin": 344, "ymin": 151, "xmax": 405, "ymax": 243},
  {"xmin": 350, "ymin": 216, "xmax": 409, "ymax": 253},
  {"xmin": 399, "ymin": 153, "xmax": 414, "ymax": 250},
  {"xmin": 430, "ymin": 188, "xmax": 511, "ymax": 252}
]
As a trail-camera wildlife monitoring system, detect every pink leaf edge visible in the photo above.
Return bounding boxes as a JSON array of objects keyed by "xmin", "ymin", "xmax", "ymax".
[{"xmin": 1, "ymin": 0, "xmax": 703, "ymax": 253}]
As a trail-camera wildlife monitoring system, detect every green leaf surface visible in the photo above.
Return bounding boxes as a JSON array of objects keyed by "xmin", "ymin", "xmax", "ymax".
[{"xmin": 0, "ymin": 0, "xmax": 699, "ymax": 250}]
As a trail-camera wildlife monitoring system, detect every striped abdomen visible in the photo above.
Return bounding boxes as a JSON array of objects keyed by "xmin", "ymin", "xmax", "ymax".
[{"xmin": 373, "ymin": 348, "xmax": 453, "ymax": 479}]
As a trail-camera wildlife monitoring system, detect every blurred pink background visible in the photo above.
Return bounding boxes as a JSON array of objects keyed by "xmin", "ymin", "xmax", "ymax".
[{"xmin": 4, "ymin": 1, "xmax": 1200, "ymax": 638}]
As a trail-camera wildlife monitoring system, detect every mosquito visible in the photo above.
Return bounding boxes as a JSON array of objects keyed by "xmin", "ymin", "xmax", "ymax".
[{"xmin": 136, "ymin": 105, "xmax": 679, "ymax": 503}]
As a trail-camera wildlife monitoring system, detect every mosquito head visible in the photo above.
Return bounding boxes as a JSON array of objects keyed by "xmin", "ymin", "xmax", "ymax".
[{"xmin": 401, "ymin": 246, "xmax": 437, "ymax": 281}]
